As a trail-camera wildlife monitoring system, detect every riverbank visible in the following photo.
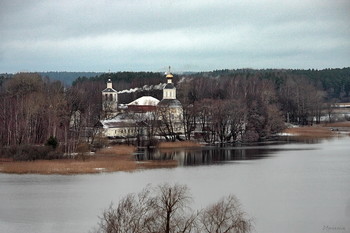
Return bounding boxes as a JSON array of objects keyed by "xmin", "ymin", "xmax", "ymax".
[
  {"xmin": 282, "ymin": 121, "xmax": 350, "ymax": 138},
  {"xmin": 1, "ymin": 128, "xmax": 347, "ymax": 175},
  {"xmin": 0, "ymin": 143, "xmax": 201, "ymax": 175},
  {"xmin": 157, "ymin": 141, "xmax": 202, "ymax": 148}
]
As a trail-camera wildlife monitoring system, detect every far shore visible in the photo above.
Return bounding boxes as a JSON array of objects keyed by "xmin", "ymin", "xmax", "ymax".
[
  {"xmin": 282, "ymin": 121, "xmax": 350, "ymax": 138},
  {"xmin": 0, "ymin": 141, "xmax": 201, "ymax": 175},
  {"xmin": 1, "ymin": 124, "xmax": 349, "ymax": 175}
]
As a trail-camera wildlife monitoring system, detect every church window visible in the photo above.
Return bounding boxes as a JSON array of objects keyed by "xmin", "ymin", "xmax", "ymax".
[{"xmin": 109, "ymin": 94, "xmax": 113, "ymax": 101}]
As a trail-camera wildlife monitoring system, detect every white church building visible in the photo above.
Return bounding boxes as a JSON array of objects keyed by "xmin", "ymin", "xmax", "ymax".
[{"xmin": 99, "ymin": 69, "xmax": 183, "ymax": 139}]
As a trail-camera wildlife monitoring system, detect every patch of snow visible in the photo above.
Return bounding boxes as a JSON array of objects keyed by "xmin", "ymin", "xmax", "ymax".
[
  {"xmin": 95, "ymin": 168, "xmax": 106, "ymax": 172},
  {"xmin": 285, "ymin": 123, "xmax": 298, "ymax": 128},
  {"xmin": 277, "ymin": 132, "xmax": 299, "ymax": 136},
  {"xmin": 100, "ymin": 114, "xmax": 136, "ymax": 128}
]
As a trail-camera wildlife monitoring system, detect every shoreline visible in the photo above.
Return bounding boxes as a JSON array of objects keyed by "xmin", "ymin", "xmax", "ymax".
[
  {"xmin": 0, "ymin": 142, "xmax": 201, "ymax": 175},
  {"xmin": 1, "ymin": 127, "xmax": 349, "ymax": 175},
  {"xmin": 282, "ymin": 121, "xmax": 350, "ymax": 138},
  {"xmin": 0, "ymin": 154, "xmax": 178, "ymax": 175}
]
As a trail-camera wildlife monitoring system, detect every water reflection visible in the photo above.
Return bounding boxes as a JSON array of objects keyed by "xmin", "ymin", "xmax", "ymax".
[
  {"xmin": 281, "ymin": 136, "xmax": 333, "ymax": 144},
  {"xmin": 135, "ymin": 143, "xmax": 307, "ymax": 166},
  {"xmin": 135, "ymin": 136, "xmax": 327, "ymax": 166},
  {"xmin": 1, "ymin": 137, "xmax": 349, "ymax": 233}
]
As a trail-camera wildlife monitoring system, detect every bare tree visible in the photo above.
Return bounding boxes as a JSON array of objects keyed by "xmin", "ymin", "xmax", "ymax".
[
  {"xmin": 94, "ymin": 184, "xmax": 252, "ymax": 233},
  {"xmin": 199, "ymin": 195, "xmax": 253, "ymax": 233},
  {"xmin": 96, "ymin": 184, "xmax": 195, "ymax": 233},
  {"xmin": 156, "ymin": 105, "xmax": 178, "ymax": 142},
  {"xmin": 181, "ymin": 102, "xmax": 197, "ymax": 141},
  {"xmin": 153, "ymin": 183, "xmax": 194, "ymax": 233},
  {"xmin": 97, "ymin": 186, "xmax": 157, "ymax": 233}
]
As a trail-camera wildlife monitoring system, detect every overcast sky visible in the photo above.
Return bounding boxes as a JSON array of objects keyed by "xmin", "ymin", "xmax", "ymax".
[{"xmin": 0, "ymin": 0, "xmax": 349, "ymax": 73}]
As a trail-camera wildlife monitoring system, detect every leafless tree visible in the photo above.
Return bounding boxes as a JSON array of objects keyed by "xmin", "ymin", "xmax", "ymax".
[
  {"xmin": 278, "ymin": 76, "xmax": 325, "ymax": 125},
  {"xmin": 96, "ymin": 184, "xmax": 195, "ymax": 233},
  {"xmin": 94, "ymin": 184, "xmax": 252, "ymax": 233},
  {"xmin": 156, "ymin": 105, "xmax": 178, "ymax": 142},
  {"xmin": 181, "ymin": 102, "xmax": 197, "ymax": 140},
  {"xmin": 152, "ymin": 183, "xmax": 194, "ymax": 233},
  {"xmin": 199, "ymin": 195, "xmax": 253, "ymax": 233},
  {"xmin": 97, "ymin": 186, "xmax": 157, "ymax": 233}
]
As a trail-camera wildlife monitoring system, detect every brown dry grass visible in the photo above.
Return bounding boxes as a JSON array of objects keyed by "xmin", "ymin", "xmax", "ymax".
[
  {"xmin": 322, "ymin": 121, "xmax": 350, "ymax": 127},
  {"xmin": 0, "ymin": 145, "xmax": 178, "ymax": 175},
  {"xmin": 283, "ymin": 126, "xmax": 335, "ymax": 138},
  {"xmin": 157, "ymin": 141, "xmax": 202, "ymax": 149},
  {"xmin": 283, "ymin": 121, "xmax": 350, "ymax": 138},
  {"xmin": 0, "ymin": 155, "xmax": 137, "ymax": 174},
  {"xmin": 98, "ymin": 145, "xmax": 136, "ymax": 155}
]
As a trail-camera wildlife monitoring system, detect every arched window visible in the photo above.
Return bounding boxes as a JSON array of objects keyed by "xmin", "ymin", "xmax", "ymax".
[
  {"xmin": 109, "ymin": 94, "xmax": 113, "ymax": 101},
  {"xmin": 105, "ymin": 94, "xmax": 108, "ymax": 100}
]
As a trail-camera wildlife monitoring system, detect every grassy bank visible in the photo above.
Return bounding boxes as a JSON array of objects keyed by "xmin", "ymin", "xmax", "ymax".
[
  {"xmin": 283, "ymin": 121, "xmax": 350, "ymax": 138},
  {"xmin": 323, "ymin": 121, "xmax": 350, "ymax": 128},
  {"xmin": 283, "ymin": 126, "xmax": 335, "ymax": 138},
  {"xmin": 157, "ymin": 141, "xmax": 202, "ymax": 148},
  {"xmin": 0, "ymin": 145, "xmax": 177, "ymax": 175}
]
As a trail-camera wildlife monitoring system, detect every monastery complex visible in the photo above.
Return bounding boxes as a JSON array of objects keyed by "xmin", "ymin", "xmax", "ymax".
[{"xmin": 99, "ymin": 69, "xmax": 183, "ymax": 139}]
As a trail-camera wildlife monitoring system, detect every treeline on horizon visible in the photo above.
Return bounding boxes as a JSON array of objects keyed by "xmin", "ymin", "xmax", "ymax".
[
  {"xmin": 70, "ymin": 67, "xmax": 350, "ymax": 101},
  {"xmin": 1, "ymin": 67, "xmax": 350, "ymax": 101},
  {"xmin": 0, "ymin": 67, "xmax": 349, "ymax": 160},
  {"xmin": 197, "ymin": 67, "xmax": 350, "ymax": 101}
]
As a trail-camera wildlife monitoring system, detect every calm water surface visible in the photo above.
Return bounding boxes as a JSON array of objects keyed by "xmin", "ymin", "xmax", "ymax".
[{"xmin": 1, "ymin": 137, "xmax": 349, "ymax": 233}]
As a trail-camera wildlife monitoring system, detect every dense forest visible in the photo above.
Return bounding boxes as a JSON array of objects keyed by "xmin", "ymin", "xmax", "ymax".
[
  {"xmin": 0, "ymin": 68, "xmax": 349, "ymax": 160},
  {"xmin": 196, "ymin": 68, "xmax": 350, "ymax": 101},
  {"xmin": 0, "ymin": 72, "xmax": 102, "ymax": 86}
]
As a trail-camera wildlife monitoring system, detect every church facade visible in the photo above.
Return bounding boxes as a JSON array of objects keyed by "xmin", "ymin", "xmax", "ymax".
[{"xmin": 99, "ymin": 69, "xmax": 183, "ymax": 139}]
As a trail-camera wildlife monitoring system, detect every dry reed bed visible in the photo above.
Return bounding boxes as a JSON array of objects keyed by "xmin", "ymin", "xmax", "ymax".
[
  {"xmin": 157, "ymin": 141, "xmax": 202, "ymax": 149},
  {"xmin": 283, "ymin": 126, "xmax": 335, "ymax": 138},
  {"xmin": 0, "ymin": 155, "xmax": 137, "ymax": 175},
  {"xmin": 323, "ymin": 121, "xmax": 350, "ymax": 127},
  {"xmin": 0, "ymin": 145, "xmax": 177, "ymax": 175},
  {"xmin": 99, "ymin": 145, "xmax": 136, "ymax": 155},
  {"xmin": 283, "ymin": 121, "xmax": 350, "ymax": 138}
]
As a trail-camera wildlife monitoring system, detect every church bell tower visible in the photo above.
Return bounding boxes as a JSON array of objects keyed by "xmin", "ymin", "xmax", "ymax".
[
  {"xmin": 163, "ymin": 66, "xmax": 176, "ymax": 100},
  {"xmin": 102, "ymin": 78, "xmax": 118, "ymax": 118}
]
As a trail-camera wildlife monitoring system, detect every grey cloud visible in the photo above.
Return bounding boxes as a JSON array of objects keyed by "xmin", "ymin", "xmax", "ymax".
[{"xmin": 0, "ymin": 0, "xmax": 349, "ymax": 72}]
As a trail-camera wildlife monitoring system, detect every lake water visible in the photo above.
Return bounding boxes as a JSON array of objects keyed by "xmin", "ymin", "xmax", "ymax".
[{"xmin": 1, "ymin": 137, "xmax": 349, "ymax": 233}]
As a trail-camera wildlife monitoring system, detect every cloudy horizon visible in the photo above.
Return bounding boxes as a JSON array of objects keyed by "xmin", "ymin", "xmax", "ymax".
[{"xmin": 1, "ymin": 0, "xmax": 349, "ymax": 73}]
